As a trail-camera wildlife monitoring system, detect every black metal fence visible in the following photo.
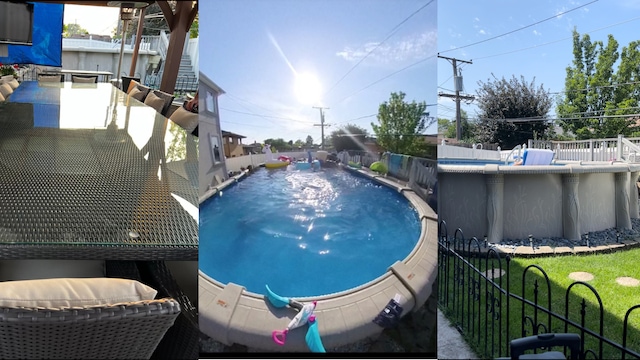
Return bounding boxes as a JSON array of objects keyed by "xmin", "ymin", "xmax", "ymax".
[{"xmin": 438, "ymin": 220, "xmax": 640, "ymax": 359}]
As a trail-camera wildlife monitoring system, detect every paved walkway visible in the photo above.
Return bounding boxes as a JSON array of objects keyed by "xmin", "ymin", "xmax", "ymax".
[{"xmin": 437, "ymin": 309, "xmax": 478, "ymax": 359}]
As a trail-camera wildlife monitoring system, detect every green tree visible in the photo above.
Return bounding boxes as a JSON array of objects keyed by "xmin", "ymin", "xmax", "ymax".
[
  {"xmin": 557, "ymin": 29, "xmax": 640, "ymax": 139},
  {"xmin": 475, "ymin": 74, "xmax": 552, "ymax": 149},
  {"xmin": 329, "ymin": 124, "xmax": 368, "ymax": 152},
  {"xmin": 438, "ymin": 109, "xmax": 476, "ymax": 142},
  {"xmin": 371, "ymin": 92, "xmax": 433, "ymax": 156},
  {"xmin": 263, "ymin": 138, "xmax": 289, "ymax": 151},
  {"xmin": 63, "ymin": 23, "xmax": 88, "ymax": 38},
  {"xmin": 190, "ymin": 17, "xmax": 198, "ymax": 38},
  {"xmin": 305, "ymin": 135, "xmax": 314, "ymax": 147}
]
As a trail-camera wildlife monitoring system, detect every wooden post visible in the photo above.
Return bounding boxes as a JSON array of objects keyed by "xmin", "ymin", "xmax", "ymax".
[
  {"xmin": 129, "ymin": 7, "xmax": 146, "ymax": 77},
  {"xmin": 157, "ymin": 1, "xmax": 198, "ymax": 94}
]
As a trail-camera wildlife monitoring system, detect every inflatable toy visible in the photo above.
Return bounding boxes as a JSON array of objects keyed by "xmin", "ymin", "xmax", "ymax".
[
  {"xmin": 263, "ymin": 144, "xmax": 290, "ymax": 169},
  {"xmin": 264, "ymin": 285, "xmax": 325, "ymax": 353},
  {"xmin": 370, "ymin": 161, "xmax": 387, "ymax": 174}
]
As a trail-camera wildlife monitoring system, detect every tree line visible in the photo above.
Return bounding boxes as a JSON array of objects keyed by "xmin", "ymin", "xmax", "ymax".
[
  {"xmin": 439, "ymin": 28, "xmax": 640, "ymax": 149},
  {"xmin": 259, "ymin": 92, "xmax": 436, "ymax": 159}
]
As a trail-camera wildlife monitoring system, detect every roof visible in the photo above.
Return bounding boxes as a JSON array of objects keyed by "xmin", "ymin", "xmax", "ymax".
[
  {"xmin": 199, "ymin": 71, "xmax": 225, "ymax": 95},
  {"xmin": 221, "ymin": 130, "xmax": 246, "ymax": 139}
]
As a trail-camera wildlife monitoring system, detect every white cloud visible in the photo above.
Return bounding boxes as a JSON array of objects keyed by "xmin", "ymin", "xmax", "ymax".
[
  {"xmin": 474, "ymin": 17, "xmax": 480, "ymax": 22},
  {"xmin": 555, "ymin": 6, "xmax": 568, "ymax": 19},
  {"xmin": 533, "ymin": 30, "xmax": 541, "ymax": 36},
  {"xmin": 336, "ymin": 30, "xmax": 437, "ymax": 64},
  {"xmin": 448, "ymin": 28, "xmax": 462, "ymax": 38},
  {"xmin": 479, "ymin": 29, "xmax": 486, "ymax": 35}
]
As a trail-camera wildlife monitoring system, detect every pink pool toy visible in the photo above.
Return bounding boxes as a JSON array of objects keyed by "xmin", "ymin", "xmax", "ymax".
[{"xmin": 272, "ymin": 301, "xmax": 317, "ymax": 345}]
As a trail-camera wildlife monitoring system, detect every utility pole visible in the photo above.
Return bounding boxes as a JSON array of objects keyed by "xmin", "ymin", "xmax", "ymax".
[
  {"xmin": 438, "ymin": 55, "xmax": 474, "ymax": 141},
  {"xmin": 313, "ymin": 106, "xmax": 330, "ymax": 149}
]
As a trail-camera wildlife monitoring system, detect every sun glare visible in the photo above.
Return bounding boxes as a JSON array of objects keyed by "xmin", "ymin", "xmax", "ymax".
[{"xmin": 294, "ymin": 72, "xmax": 322, "ymax": 105}]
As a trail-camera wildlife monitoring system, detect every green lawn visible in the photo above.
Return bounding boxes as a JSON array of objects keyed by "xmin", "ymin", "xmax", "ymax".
[{"xmin": 439, "ymin": 246, "xmax": 640, "ymax": 359}]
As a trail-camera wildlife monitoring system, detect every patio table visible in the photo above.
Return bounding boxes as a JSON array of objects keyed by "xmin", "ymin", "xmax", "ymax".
[{"xmin": 2, "ymin": 81, "xmax": 198, "ymax": 261}]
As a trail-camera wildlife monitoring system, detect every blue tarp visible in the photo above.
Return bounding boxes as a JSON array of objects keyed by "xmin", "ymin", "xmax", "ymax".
[{"xmin": 0, "ymin": 3, "xmax": 63, "ymax": 67}]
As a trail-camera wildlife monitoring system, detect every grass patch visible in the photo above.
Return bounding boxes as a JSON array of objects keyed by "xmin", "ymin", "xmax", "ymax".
[{"xmin": 439, "ymin": 246, "xmax": 640, "ymax": 359}]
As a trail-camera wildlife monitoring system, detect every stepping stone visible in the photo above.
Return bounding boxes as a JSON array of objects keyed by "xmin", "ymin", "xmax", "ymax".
[
  {"xmin": 616, "ymin": 277, "xmax": 640, "ymax": 287},
  {"xmin": 569, "ymin": 272, "xmax": 594, "ymax": 281},
  {"xmin": 483, "ymin": 269, "xmax": 505, "ymax": 280}
]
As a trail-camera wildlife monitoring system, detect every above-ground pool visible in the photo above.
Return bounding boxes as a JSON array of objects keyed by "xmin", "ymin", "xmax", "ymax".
[
  {"xmin": 439, "ymin": 159, "xmax": 640, "ymax": 243},
  {"xmin": 199, "ymin": 167, "xmax": 420, "ymax": 298},
  {"xmin": 199, "ymin": 165, "xmax": 437, "ymax": 351}
]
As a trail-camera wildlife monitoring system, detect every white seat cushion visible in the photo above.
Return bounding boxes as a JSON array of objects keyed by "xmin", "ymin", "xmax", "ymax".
[
  {"xmin": 170, "ymin": 106, "xmax": 199, "ymax": 132},
  {"xmin": 38, "ymin": 75, "xmax": 62, "ymax": 82},
  {"xmin": 72, "ymin": 75, "xmax": 97, "ymax": 83},
  {"xmin": 0, "ymin": 83, "xmax": 13, "ymax": 98},
  {"xmin": 7, "ymin": 78, "xmax": 19, "ymax": 90},
  {"xmin": 0, "ymin": 277, "xmax": 157, "ymax": 309}
]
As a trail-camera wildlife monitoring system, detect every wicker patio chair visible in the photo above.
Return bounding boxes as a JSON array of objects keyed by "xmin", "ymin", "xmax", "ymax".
[
  {"xmin": 71, "ymin": 74, "xmax": 99, "ymax": 83},
  {"xmin": 37, "ymin": 73, "xmax": 64, "ymax": 82},
  {"xmin": 106, "ymin": 260, "xmax": 199, "ymax": 360},
  {"xmin": 0, "ymin": 298, "xmax": 181, "ymax": 359}
]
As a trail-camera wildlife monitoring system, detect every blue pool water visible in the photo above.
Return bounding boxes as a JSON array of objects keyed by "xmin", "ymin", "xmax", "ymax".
[
  {"xmin": 199, "ymin": 167, "xmax": 420, "ymax": 298},
  {"xmin": 438, "ymin": 158, "xmax": 509, "ymax": 165}
]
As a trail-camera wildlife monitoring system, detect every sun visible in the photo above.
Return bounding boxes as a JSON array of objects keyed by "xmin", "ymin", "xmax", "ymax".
[{"xmin": 294, "ymin": 72, "xmax": 322, "ymax": 105}]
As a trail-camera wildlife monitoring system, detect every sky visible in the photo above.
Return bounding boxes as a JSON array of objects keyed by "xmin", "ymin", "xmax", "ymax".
[
  {"xmin": 199, "ymin": 0, "xmax": 438, "ymax": 145},
  {"xmin": 438, "ymin": 0, "xmax": 640, "ymax": 132},
  {"xmin": 63, "ymin": 4, "xmax": 120, "ymax": 36}
]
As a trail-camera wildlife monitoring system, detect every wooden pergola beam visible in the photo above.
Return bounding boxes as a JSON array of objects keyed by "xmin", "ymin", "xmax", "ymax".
[
  {"xmin": 156, "ymin": 0, "xmax": 198, "ymax": 94},
  {"xmin": 18, "ymin": 0, "xmax": 197, "ymax": 95}
]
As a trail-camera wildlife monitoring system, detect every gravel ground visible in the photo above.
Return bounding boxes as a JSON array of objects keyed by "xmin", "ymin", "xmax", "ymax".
[
  {"xmin": 491, "ymin": 218, "xmax": 640, "ymax": 251},
  {"xmin": 199, "ymin": 284, "xmax": 438, "ymax": 355}
]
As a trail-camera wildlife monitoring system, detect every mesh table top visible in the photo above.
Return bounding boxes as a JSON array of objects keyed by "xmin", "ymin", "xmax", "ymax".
[{"xmin": 0, "ymin": 82, "xmax": 198, "ymax": 260}]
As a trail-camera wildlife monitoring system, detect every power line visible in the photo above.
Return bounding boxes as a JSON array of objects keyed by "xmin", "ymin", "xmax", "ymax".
[
  {"xmin": 332, "ymin": 114, "xmax": 378, "ymax": 125},
  {"xmin": 337, "ymin": 53, "xmax": 437, "ymax": 103},
  {"xmin": 438, "ymin": 0, "xmax": 598, "ymax": 54},
  {"xmin": 219, "ymin": 107, "xmax": 311, "ymax": 124},
  {"xmin": 474, "ymin": 15, "xmax": 640, "ymax": 61},
  {"xmin": 324, "ymin": 0, "xmax": 435, "ymax": 98},
  {"xmin": 226, "ymin": 93, "xmax": 284, "ymax": 118},
  {"xmin": 549, "ymin": 81, "xmax": 640, "ymax": 95}
]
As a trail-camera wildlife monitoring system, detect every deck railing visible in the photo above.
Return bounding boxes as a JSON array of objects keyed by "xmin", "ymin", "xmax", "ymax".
[{"xmin": 528, "ymin": 135, "xmax": 640, "ymax": 163}]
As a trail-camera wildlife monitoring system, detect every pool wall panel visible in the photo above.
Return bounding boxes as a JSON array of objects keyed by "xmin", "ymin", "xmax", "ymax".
[
  {"xmin": 579, "ymin": 173, "xmax": 616, "ymax": 233},
  {"xmin": 438, "ymin": 172, "xmax": 487, "ymax": 239},
  {"xmin": 503, "ymin": 174, "xmax": 563, "ymax": 239}
]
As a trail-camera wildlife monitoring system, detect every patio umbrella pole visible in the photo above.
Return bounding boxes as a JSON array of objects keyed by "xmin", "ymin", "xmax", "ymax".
[{"xmin": 116, "ymin": 19, "xmax": 129, "ymax": 88}]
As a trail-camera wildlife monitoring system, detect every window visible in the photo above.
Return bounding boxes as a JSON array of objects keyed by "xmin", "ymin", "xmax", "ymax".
[
  {"xmin": 205, "ymin": 90, "xmax": 217, "ymax": 115},
  {"xmin": 210, "ymin": 134, "xmax": 222, "ymax": 164}
]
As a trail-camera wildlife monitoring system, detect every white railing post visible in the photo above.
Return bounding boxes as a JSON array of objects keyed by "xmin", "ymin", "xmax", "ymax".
[
  {"xmin": 618, "ymin": 134, "xmax": 624, "ymax": 161},
  {"xmin": 589, "ymin": 139, "xmax": 594, "ymax": 161}
]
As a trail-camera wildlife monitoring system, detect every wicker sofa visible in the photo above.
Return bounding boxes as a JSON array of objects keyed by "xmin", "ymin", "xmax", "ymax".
[{"xmin": 0, "ymin": 298, "xmax": 180, "ymax": 359}]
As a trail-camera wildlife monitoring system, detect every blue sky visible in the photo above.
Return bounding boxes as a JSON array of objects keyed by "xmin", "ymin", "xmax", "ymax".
[
  {"xmin": 438, "ymin": 0, "xmax": 640, "ymax": 130},
  {"xmin": 200, "ymin": 0, "xmax": 437, "ymax": 146}
]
